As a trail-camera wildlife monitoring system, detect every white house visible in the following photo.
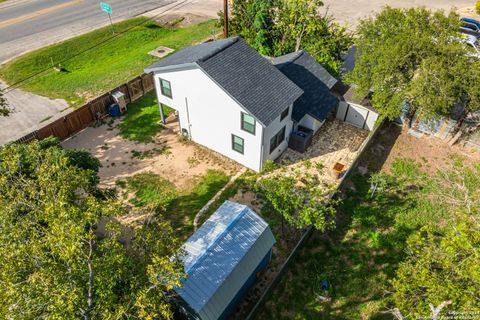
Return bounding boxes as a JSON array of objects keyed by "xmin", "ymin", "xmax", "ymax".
[{"xmin": 145, "ymin": 37, "xmax": 343, "ymax": 171}]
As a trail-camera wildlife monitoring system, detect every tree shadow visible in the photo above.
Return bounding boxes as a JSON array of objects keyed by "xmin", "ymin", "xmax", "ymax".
[
  {"xmin": 257, "ymin": 122, "xmax": 409, "ymax": 319},
  {"xmin": 357, "ymin": 122, "xmax": 403, "ymax": 172}
]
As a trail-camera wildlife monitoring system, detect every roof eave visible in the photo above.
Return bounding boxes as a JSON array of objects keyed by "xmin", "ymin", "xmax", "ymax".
[{"xmin": 144, "ymin": 62, "xmax": 198, "ymax": 74}]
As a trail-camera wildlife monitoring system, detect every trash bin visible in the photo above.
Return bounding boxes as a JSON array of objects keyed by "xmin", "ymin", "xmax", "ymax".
[{"xmin": 108, "ymin": 103, "xmax": 121, "ymax": 117}]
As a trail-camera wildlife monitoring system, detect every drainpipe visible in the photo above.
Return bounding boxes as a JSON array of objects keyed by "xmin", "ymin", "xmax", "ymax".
[{"xmin": 159, "ymin": 103, "xmax": 166, "ymax": 124}]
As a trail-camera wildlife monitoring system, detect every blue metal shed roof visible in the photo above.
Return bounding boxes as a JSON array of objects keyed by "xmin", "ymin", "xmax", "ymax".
[{"xmin": 175, "ymin": 201, "xmax": 275, "ymax": 320}]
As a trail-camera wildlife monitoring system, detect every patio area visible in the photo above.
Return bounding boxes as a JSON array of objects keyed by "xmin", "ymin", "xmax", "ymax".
[{"xmin": 280, "ymin": 119, "xmax": 370, "ymax": 186}]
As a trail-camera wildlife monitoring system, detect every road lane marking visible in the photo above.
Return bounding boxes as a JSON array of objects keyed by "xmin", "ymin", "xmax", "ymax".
[{"xmin": 0, "ymin": 0, "xmax": 83, "ymax": 29}]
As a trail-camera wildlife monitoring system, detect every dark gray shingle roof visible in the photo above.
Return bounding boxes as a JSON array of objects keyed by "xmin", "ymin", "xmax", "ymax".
[
  {"xmin": 273, "ymin": 51, "xmax": 339, "ymax": 122},
  {"xmin": 341, "ymin": 46, "xmax": 357, "ymax": 75},
  {"xmin": 144, "ymin": 38, "xmax": 238, "ymax": 70},
  {"xmin": 145, "ymin": 37, "xmax": 303, "ymax": 126},
  {"xmin": 343, "ymin": 87, "xmax": 376, "ymax": 112}
]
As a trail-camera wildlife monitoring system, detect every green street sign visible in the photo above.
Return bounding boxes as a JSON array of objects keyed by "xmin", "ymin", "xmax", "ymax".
[{"xmin": 100, "ymin": 2, "xmax": 112, "ymax": 14}]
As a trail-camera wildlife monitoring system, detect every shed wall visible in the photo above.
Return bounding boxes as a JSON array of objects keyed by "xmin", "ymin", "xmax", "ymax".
[{"xmin": 198, "ymin": 228, "xmax": 275, "ymax": 320}]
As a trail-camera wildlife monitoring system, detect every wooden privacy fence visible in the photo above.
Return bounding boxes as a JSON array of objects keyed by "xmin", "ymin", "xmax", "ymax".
[
  {"xmin": 14, "ymin": 73, "xmax": 155, "ymax": 144},
  {"xmin": 245, "ymin": 121, "xmax": 385, "ymax": 320}
]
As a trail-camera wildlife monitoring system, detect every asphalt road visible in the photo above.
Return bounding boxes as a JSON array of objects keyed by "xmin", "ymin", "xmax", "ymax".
[
  {"xmin": 0, "ymin": 0, "xmax": 174, "ymax": 63},
  {"xmin": 324, "ymin": 0, "xmax": 473, "ymax": 29}
]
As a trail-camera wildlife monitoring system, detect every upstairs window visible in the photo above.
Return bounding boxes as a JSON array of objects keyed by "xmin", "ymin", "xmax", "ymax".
[
  {"xmin": 270, "ymin": 126, "xmax": 286, "ymax": 153},
  {"xmin": 160, "ymin": 78, "xmax": 172, "ymax": 98},
  {"xmin": 232, "ymin": 134, "xmax": 244, "ymax": 154},
  {"xmin": 241, "ymin": 112, "xmax": 256, "ymax": 135},
  {"xmin": 280, "ymin": 107, "xmax": 289, "ymax": 121}
]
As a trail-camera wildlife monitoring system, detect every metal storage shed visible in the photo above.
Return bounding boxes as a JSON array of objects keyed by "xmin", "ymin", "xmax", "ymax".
[{"xmin": 175, "ymin": 201, "xmax": 276, "ymax": 320}]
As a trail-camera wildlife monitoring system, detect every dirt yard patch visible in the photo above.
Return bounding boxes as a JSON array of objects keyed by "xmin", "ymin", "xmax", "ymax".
[
  {"xmin": 62, "ymin": 119, "xmax": 240, "ymax": 191},
  {"xmin": 359, "ymin": 122, "xmax": 480, "ymax": 175}
]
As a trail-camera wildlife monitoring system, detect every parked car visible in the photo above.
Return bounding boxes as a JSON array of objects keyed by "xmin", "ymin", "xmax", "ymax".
[
  {"xmin": 460, "ymin": 22, "xmax": 480, "ymax": 36},
  {"xmin": 461, "ymin": 17, "xmax": 480, "ymax": 30},
  {"xmin": 462, "ymin": 34, "xmax": 480, "ymax": 58},
  {"xmin": 460, "ymin": 18, "xmax": 480, "ymax": 36}
]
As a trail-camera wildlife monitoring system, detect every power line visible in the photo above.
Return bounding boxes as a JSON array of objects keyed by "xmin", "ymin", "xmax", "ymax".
[{"xmin": 3, "ymin": 0, "xmax": 194, "ymax": 94}]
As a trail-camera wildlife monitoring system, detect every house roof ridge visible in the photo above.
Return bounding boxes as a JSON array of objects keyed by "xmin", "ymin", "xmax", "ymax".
[
  {"xmin": 272, "ymin": 50, "xmax": 305, "ymax": 69},
  {"xmin": 197, "ymin": 36, "xmax": 240, "ymax": 63}
]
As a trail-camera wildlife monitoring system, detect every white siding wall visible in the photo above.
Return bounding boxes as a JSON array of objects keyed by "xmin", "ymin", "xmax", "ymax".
[
  {"xmin": 336, "ymin": 101, "xmax": 378, "ymax": 131},
  {"xmin": 153, "ymin": 67, "xmax": 264, "ymax": 172},
  {"xmin": 262, "ymin": 106, "xmax": 294, "ymax": 164},
  {"xmin": 364, "ymin": 111, "xmax": 378, "ymax": 131},
  {"xmin": 298, "ymin": 114, "xmax": 325, "ymax": 134},
  {"xmin": 336, "ymin": 101, "xmax": 349, "ymax": 122}
]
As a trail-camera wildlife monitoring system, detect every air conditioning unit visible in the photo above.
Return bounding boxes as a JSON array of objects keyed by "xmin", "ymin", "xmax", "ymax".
[{"xmin": 111, "ymin": 90, "xmax": 127, "ymax": 114}]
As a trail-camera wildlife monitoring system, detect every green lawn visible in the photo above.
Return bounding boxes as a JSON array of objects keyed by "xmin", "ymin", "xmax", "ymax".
[
  {"xmin": 117, "ymin": 91, "xmax": 172, "ymax": 143},
  {"xmin": 259, "ymin": 158, "xmax": 452, "ymax": 319},
  {"xmin": 0, "ymin": 18, "xmax": 218, "ymax": 106},
  {"xmin": 119, "ymin": 170, "xmax": 230, "ymax": 240}
]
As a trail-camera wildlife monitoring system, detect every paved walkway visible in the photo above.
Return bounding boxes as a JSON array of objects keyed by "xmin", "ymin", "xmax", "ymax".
[{"xmin": 193, "ymin": 167, "xmax": 247, "ymax": 230}]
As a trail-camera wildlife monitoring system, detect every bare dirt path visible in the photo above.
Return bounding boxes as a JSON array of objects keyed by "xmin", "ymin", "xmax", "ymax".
[{"xmin": 358, "ymin": 123, "xmax": 480, "ymax": 175}]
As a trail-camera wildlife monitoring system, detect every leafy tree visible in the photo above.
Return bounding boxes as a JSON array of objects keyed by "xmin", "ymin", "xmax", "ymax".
[
  {"xmin": 273, "ymin": 0, "xmax": 351, "ymax": 73},
  {"xmin": 476, "ymin": 1, "xmax": 480, "ymax": 15},
  {"xmin": 390, "ymin": 211, "xmax": 480, "ymax": 317},
  {"xmin": 387, "ymin": 160, "xmax": 480, "ymax": 317},
  {"xmin": 255, "ymin": 161, "xmax": 339, "ymax": 231},
  {"xmin": 222, "ymin": 0, "xmax": 277, "ymax": 55},
  {"xmin": 0, "ymin": 141, "xmax": 184, "ymax": 319},
  {"xmin": 0, "ymin": 88, "xmax": 10, "ymax": 116},
  {"xmin": 346, "ymin": 7, "xmax": 480, "ymax": 121},
  {"xmin": 221, "ymin": 0, "xmax": 352, "ymax": 74}
]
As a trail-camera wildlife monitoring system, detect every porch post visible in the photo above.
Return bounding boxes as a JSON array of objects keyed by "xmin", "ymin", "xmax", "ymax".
[{"xmin": 159, "ymin": 103, "xmax": 166, "ymax": 124}]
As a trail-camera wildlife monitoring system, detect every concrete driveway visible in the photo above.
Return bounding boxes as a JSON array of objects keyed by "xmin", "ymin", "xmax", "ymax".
[
  {"xmin": 324, "ymin": 0, "xmax": 474, "ymax": 29},
  {"xmin": 0, "ymin": 81, "xmax": 70, "ymax": 144}
]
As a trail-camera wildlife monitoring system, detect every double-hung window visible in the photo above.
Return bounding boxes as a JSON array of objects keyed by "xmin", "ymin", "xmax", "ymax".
[
  {"xmin": 270, "ymin": 126, "xmax": 286, "ymax": 153},
  {"xmin": 241, "ymin": 112, "xmax": 256, "ymax": 135},
  {"xmin": 232, "ymin": 134, "xmax": 244, "ymax": 154},
  {"xmin": 280, "ymin": 107, "xmax": 289, "ymax": 121},
  {"xmin": 160, "ymin": 78, "xmax": 172, "ymax": 98}
]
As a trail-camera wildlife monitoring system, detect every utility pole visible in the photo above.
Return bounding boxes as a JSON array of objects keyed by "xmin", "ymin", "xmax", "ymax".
[
  {"xmin": 223, "ymin": 0, "xmax": 229, "ymax": 38},
  {"xmin": 108, "ymin": 11, "xmax": 115, "ymax": 35}
]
